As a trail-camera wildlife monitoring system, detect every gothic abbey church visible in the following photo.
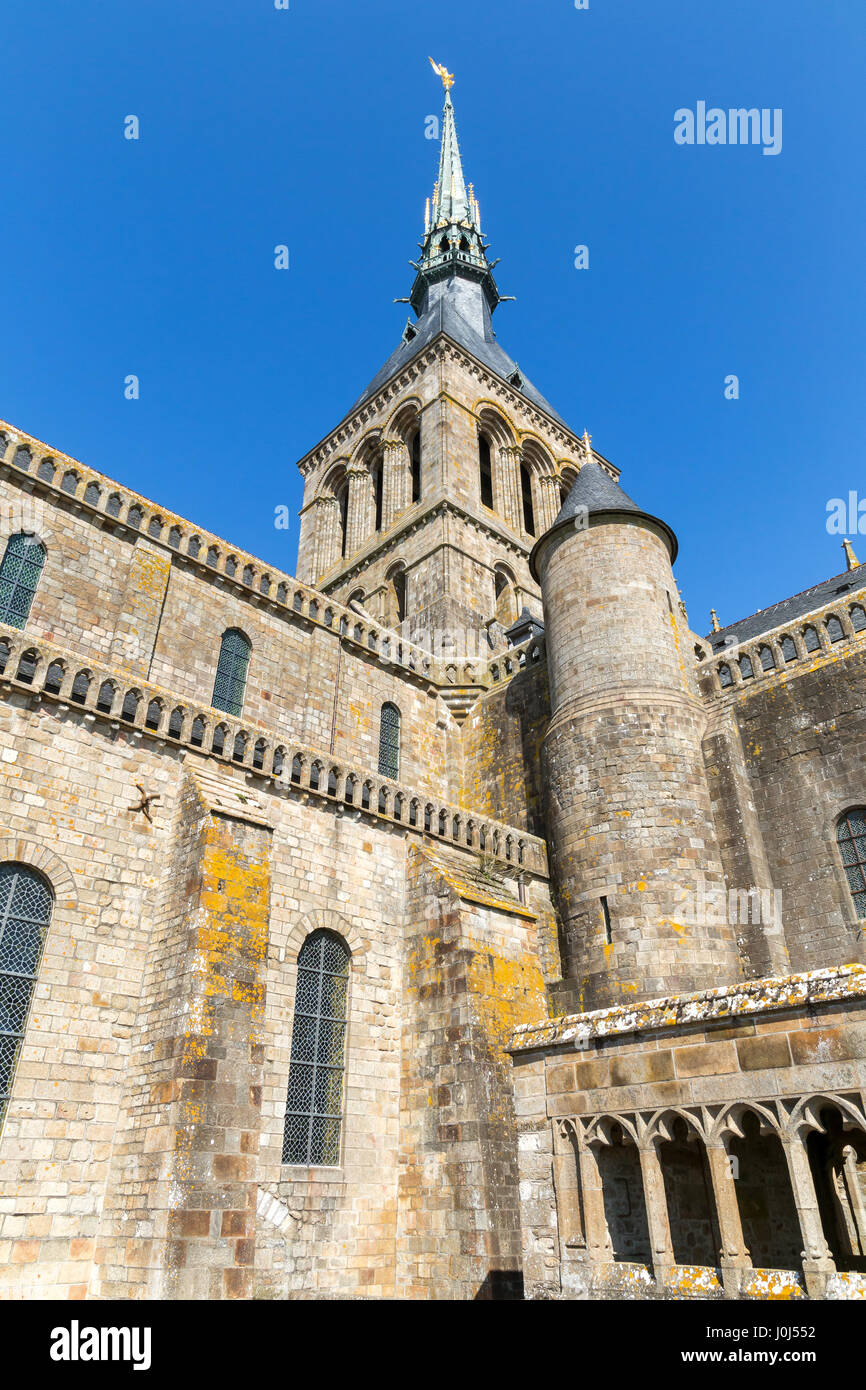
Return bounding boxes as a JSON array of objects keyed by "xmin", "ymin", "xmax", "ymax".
[{"xmin": 1, "ymin": 69, "xmax": 866, "ymax": 1302}]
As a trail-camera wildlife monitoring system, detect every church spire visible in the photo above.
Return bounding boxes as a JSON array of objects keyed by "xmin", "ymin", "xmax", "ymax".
[{"xmin": 409, "ymin": 62, "xmax": 502, "ymax": 318}]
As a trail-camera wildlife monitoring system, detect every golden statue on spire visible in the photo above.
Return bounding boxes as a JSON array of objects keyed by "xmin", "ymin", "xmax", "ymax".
[{"xmin": 429, "ymin": 57, "xmax": 455, "ymax": 91}]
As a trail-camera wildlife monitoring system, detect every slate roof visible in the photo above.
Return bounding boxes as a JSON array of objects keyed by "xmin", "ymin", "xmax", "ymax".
[
  {"xmin": 350, "ymin": 276, "xmax": 568, "ymax": 427},
  {"xmin": 705, "ymin": 567, "xmax": 866, "ymax": 648},
  {"xmin": 553, "ymin": 459, "xmax": 641, "ymax": 526}
]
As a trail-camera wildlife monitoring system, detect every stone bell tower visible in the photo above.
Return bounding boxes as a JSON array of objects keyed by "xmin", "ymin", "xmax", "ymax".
[
  {"xmin": 294, "ymin": 63, "xmax": 590, "ymax": 653},
  {"xmin": 531, "ymin": 461, "xmax": 742, "ymax": 1010}
]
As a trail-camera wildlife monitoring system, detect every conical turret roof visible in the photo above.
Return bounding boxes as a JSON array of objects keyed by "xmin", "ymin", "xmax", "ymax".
[{"xmin": 530, "ymin": 460, "xmax": 678, "ymax": 580}]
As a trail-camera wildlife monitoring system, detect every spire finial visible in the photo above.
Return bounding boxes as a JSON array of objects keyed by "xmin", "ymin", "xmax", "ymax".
[
  {"xmin": 842, "ymin": 538, "xmax": 860, "ymax": 571},
  {"xmin": 582, "ymin": 429, "xmax": 593, "ymax": 461},
  {"xmin": 710, "ymin": 608, "xmax": 720, "ymax": 632},
  {"xmin": 429, "ymin": 57, "xmax": 454, "ymax": 91}
]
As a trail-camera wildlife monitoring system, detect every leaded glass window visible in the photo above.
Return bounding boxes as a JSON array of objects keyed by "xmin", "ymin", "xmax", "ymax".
[
  {"xmin": 212, "ymin": 629, "xmax": 251, "ymax": 717},
  {"xmin": 837, "ymin": 809, "xmax": 866, "ymax": 919},
  {"xmin": 0, "ymin": 533, "xmax": 46, "ymax": 629},
  {"xmin": 282, "ymin": 931, "xmax": 350, "ymax": 1167},
  {"xmin": 0, "ymin": 865, "xmax": 53, "ymax": 1128},
  {"xmin": 378, "ymin": 701, "xmax": 401, "ymax": 779}
]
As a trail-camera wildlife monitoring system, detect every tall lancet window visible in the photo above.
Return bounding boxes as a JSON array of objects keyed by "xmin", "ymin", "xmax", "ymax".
[
  {"xmin": 372, "ymin": 455, "xmax": 384, "ymax": 532},
  {"xmin": 0, "ymin": 532, "xmax": 46, "ymax": 628},
  {"xmin": 282, "ymin": 931, "xmax": 351, "ymax": 1167},
  {"xmin": 212, "ymin": 628, "xmax": 251, "ymax": 717},
  {"xmin": 0, "ymin": 864, "xmax": 54, "ymax": 1128},
  {"xmin": 411, "ymin": 428, "xmax": 422, "ymax": 503},
  {"xmin": 837, "ymin": 809, "xmax": 866, "ymax": 919},
  {"xmin": 378, "ymin": 702, "xmax": 401, "ymax": 779},
  {"xmin": 520, "ymin": 463, "xmax": 536, "ymax": 536},
  {"xmin": 479, "ymin": 435, "xmax": 494, "ymax": 509}
]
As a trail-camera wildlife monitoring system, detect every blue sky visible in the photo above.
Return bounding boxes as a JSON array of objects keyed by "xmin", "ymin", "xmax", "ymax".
[{"xmin": 2, "ymin": 0, "xmax": 864, "ymax": 634}]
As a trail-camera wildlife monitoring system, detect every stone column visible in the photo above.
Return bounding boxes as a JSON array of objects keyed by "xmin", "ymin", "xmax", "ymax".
[
  {"xmin": 576, "ymin": 1139, "xmax": 614, "ymax": 1268},
  {"xmin": 496, "ymin": 445, "xmax": 522, "ymax": 532},
  {"xmin": 537, "ymin": 475, "xmax": 562, "ymax": 533},
  {"xmin": 705, "ymin": 1143, "xmax": 751, "ymax": 1295},
  {"xmin": 312, "ymin": 495, "xmax": 342, "ymax": 579},
  {"xmin": 638, "ymin": 1143, "xmax": 675, "ymax": 1290},
  {"xmin": 382, "ymin": 439, "xmax": 409, "ymax": 530},
  {"xmin": 780, "ymin": 1133, "xmax": 836, "ymax": 1298},
  {"xmin": 345, "ymin": 464, "xmax": 374, "ymax": 556}
]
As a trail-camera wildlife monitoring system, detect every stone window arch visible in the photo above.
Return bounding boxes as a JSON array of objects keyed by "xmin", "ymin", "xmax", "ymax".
[
  {"xmin": 212, "ymin": 629, "xmax": 251, "ymax": 717},
  {"xmin": 718, "ymin": 662, "xmax": 733, "ymax": 688},
  {"xmin": 494, "ymin": 564, "xmax": 518, "ymax": 627},
  {"xmin": 780, "ymin": 634, "xmax": 798, "ymax": 662},
  {"xmin": 520, "ymin": 460, "xmax": 535, "ymax": 536},
  {"xmin": 759, "ymin": 644, "xmax": 775, "ymax": 672},
  {"xmin": 850, "ymin": 604, "xmax": 866, "ymax": 632},
  {"xmin": 836, "ymin": 808, "xmax": 866, "ymax": 919},
  {"xmin": 0, "ymin": 532, "xmax": 46, "ymax": 628},
  {"xmin": 802, "ymin": 625, "xmax": 821, "ymax": 653},
  {"xmin": 825, "ymin": 614, "xmax": 845, "ymax": 643},
  {"xmin": 385, "ymin": 564, "xmax": 407, "ymax": 628},
  {"xmin": 739, "ymin": 654, "xmax": 754, "ymax": 681},
  {"xmin": 411, "ymin": 426, "xmax": 422, "ymax": 503},
  {"xmin": 377, "ymin": 702, "xmax": 401, "ymax": 779},
  {"xmin": 282, "ymin": 929, "xmax": 351, "ymax": 1167},
  {"xmin": 478, "ymin": 433, "xmax": 494, "ymax": 509},
  {"xmin": 0, "ymin": 863, "xmax": 54, "ymax": 1129}
]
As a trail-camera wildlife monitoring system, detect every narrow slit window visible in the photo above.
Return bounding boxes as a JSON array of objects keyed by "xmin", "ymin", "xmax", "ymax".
[{"xmin": 601, "ymin": 895, "xmax": 612, "ymax": 944}]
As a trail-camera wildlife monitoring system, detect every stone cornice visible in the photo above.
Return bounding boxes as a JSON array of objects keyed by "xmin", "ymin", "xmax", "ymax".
[
  {"xmin": 0, "ymin": 618, "xmax": 549, "ymax": 879},
  {"xmin": 509, "ymin": 965, "xmax": 866, "ymax": 1053}
]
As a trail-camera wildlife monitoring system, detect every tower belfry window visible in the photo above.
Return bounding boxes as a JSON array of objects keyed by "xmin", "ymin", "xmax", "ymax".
[
  {"xmin": 520, "ymin": 463, "xmax": 536, "ymax": 536},
  {"xmin": 479, "ymin": 435, "xmax": 494, "ymax": 509},
  {"xmin": 372, "ymin": 457, "xmax": 384, "ymax": 532},
  {"xmin": 411, "ymin": 429, "xmax": 422, "ymax": 503}
]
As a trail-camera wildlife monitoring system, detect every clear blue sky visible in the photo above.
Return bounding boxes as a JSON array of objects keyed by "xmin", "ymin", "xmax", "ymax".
[{"xmin": 2, "ymin": 0, "xmax": 864, "ymax": 635}]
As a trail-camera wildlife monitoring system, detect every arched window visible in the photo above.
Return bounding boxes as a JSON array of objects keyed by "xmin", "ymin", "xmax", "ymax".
[
  {"xmin": 478, "ymin": 435, "xmax": 494, "ymax": 509},
  {"xmin": 0, "ymin": 533, "xmax": 46, "ymax": 628},
  {"xmin": 520, "ymin": 462, "xmax": 536, "ymax": 536},
  {"xmin": 837, "ymin": 809, "xmax": 866, "ymax": 919},
  {"xmin": 759, "ymin": 645, "xmax": 775, "ymax": 671},
  {"xmin": 826, "ymin": 615, "xmax": 845, "ymax": 643},
  {"xmin": 850, "ymin": 605, "xmax": 866, "ymax": 632},
  {"xmin": 0, "ymin": 864, "xmax": 53, "ymax": 1127},
  {"xmin": 494, "ymin": 566, "xmax": 517, "ymax": 627},
  {"xmin": 780, "ymin": 634, "xmax": 797, "ymax": 663},
  {"xmin": 212, "ymin": 629, "xmax": 251, "ymax": 717},
  {"xmin": 282, "ymin": 930, "xmax": 351, "ymax": 1167},
  {"xmin": 802, "ymin": 625, "xmax": 820, "ymax": 652},
  {"xmin": 371, "ymin": 456, "xmax": 383, "ymax": 531},
  {"xmin": 378, "ymin": 702, "xmax": 401, "ymax": 779},
  {"xmin": 718, "ymin": 663, "xmax": 733, "ymax": 688},
  {"xmin": 739, "ymin": 655, "xmax": 754, "ymax": 681},
  {"xmin": 411, "ymin": 428, "xmax": 422, "ymax": 503}
]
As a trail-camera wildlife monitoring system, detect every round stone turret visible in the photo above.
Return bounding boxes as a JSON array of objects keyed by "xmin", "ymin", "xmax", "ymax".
[{"xmin": 530, "ymin": 462, "xmax": 741, "ymax": 1009}]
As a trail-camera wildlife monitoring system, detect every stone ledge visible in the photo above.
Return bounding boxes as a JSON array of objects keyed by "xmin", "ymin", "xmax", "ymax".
[{"xmin": 508, "ymin": 964, "xmax": 866, "ymax": 1053}]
